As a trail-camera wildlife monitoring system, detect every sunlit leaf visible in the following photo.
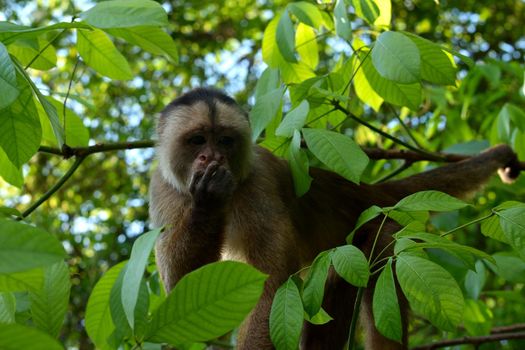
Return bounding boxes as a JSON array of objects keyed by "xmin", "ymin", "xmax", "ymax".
[
  {"xmin": 0, "ymin": 72, "xmax": 40, "ymax": 168},
  {"xmin": 106, "ymin": 26, "xmax": 178, "ymax": 62},
  {"xmin": 79, "ymin": 0, "xmax": 168, "ymax": 28},
  {"xmin": 77, "ymin": 28, "xmax": 133, "ymax": 80},
  {"xmin": 8, "ymin": 37, "xmax": 57, "ymax": 70},
  {"xmin": 296, "ymin": 23, "xmax": 318, "ymax": 69},
  {"xmin": 0, "ymin": 42, "xmax": 19, "ymax": 109}
]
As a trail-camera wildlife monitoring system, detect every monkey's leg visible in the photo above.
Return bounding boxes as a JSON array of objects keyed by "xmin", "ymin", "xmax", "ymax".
[{"xmin": 301, "ymin": 270, "xmax": 357, "ymax": 350}]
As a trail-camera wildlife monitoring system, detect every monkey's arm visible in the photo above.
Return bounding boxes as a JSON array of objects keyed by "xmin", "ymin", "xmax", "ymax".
[
  {"xmin": 151, "ymin": 162, "xmax": 234, "ymax": 291},
  {"xmin": 377, "ymin": 144, "xmax": 520, "ymax": 199}
]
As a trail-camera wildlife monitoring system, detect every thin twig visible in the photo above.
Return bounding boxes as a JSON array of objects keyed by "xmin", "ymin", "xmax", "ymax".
[
  {"xmin": 331, "ymin": 101, "xmax": 443, "ymax": 160},
  {"xmin": 18, "ymin": 155, "xmax": 87, "ymax": 219},
  {"xmin": 411, "ymin": 331, "xmax": 525, "ymax": 350}
]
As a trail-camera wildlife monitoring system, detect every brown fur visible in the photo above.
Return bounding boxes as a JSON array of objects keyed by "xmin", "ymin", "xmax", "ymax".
[{"xmin": 149, "ymin": 88, "xmax": 519, "ymax": 349}]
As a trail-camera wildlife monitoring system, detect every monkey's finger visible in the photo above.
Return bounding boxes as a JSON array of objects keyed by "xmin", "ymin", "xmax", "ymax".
[{"xmin": 189, "ymin": 170, "xmax": 205, "ymax": 193}]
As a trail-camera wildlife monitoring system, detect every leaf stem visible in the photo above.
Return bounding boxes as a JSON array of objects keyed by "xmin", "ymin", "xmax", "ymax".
[
  {"xmin": 440, "ymin": 212, "xmax": 494, "ymax": 237},
  {"xmin": 19, "ymin": 155, "xmax": 87, "ymax": 219}
]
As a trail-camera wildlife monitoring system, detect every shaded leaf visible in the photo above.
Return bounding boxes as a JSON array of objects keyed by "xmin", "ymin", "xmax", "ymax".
[
  {"xmin": 146, "ymin": 261, "xmax": 267, "ymax": 344},
  {"xmin": 373, "ymin": 259, "xmax": 402, "ymax": 342},
  {"xmin": 269, "ymin": 278, "xmax": 303, "ymax": 350},
  {"xmin": 303, "ymin": 128, "xmax": 369, "ymax": 184}
]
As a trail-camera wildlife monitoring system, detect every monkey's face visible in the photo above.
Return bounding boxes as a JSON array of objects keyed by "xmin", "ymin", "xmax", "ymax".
[{"xmin": 157, "ymin": 97, "xmax": 253, "ymax": 194}]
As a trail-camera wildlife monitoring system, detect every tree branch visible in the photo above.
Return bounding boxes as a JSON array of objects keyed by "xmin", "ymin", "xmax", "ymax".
[
  {"xmin": 38, "ymin": 140, "xmax": 525, "ymax": 170},
  {"xmin": 412, "ymin": 331, "xmax": 525, "ymax": 350}
]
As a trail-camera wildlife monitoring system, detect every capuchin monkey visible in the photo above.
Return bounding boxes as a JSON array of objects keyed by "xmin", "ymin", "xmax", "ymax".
[{"xmin": 149, "ymin": 88, "xmax": 520, "ymax": 349}]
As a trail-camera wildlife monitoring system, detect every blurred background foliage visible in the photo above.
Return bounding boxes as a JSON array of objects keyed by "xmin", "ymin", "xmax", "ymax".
[{"xmin": 0, "ymin": 0, "xmax": 524, "ymax": 348}]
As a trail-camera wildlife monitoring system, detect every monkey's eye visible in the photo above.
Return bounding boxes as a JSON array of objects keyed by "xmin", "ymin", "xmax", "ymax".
[
  {"xmin": 218, "ymin": 136, "xmax": 235, "ymax": 147},
  {"xmin": 189, "ymin": 135, "xmax": 206, "ymax": 145}
]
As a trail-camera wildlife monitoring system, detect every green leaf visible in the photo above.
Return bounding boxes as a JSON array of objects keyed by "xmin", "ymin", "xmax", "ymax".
[
  {"xmin": 396, "ymin": 232, "xmax": 494, "ymax": 267},
  {"xmin": 480, "ymin": 214, "xmax": 508, "ymax": 243},
  {"xmin": 276, "ymin": 100, "xmax": 310, "ymax": 137},
  {"xmin": 396, "ymin": 253, "xmax": 464, "ymax": 331},
  {"xmin": 489, "ymin": 252, "xmax": 525, "ymax": 283},
  {"xmin": 269, "ymin": 278, "xmax": 303, "ymax": 350},
  {"xmin": 0, "ymin": 323, "xmax": 63, "ymax": 350},
  {"xmin": 463, "ymin": 299, "xmax": 493, "ymax": 336},
  {"xmin": 15, "ymin": 61, "xmax": 64, "ymax": 147},
  {"xmin": 464, "ymin": 261, "xmax": 486, "ymax": 300},
  {"xmin": 394, "ymin": 191, "xmax": 468, "ymax": 212},
  {"xmin": 374, "ymin": 0, "xmax": 392, "ymax": 27},
  {"xmin": 288, "ymin": 2, "xmax": 324, "ymax": 28},
  {"xmin": 29, "ymin": 262, "xmax": 71, "ymax": 338},
  {"xmin": 109, "ymin": 266, "xmax": 150, "ymax": 343},
  {"xmin": 0, "ymin": 268, "xmax": 44, "ymax": 292},
  {"xmin": 79, "ymin": 0, "xmax": 168, "ymax": 29},
  {"xmin": 373, "ymin": 259, "xmax": 402, "ymax": 342},
  {"xmin": 39, "ymin": 97, "xmax": 90, "ymax": 148},
  {"xmin": 403, "ymin": 32, "xmax": 456, "ymax": 86},
  {"xmin": 288, "ymin": 130, "xmax": 312, "ymax": 196},
  {"xmin": 276, "ymin": 9, "xmax": 297, "ymax": 63},
  {"xmin": 372, "ymin": 31, "xmax": 420, "ymax": 84},
  {"xmin": 106, "ymin": 26, "xmax": 178, "ymax": 62},
  {"xmin": 122, "ymin": 228, "xmax": 162, "ymax": 329},
  {"xmin": 262, "ymin": 16, "xmax": 283, "ymax": 67},
  {"xmin": 0, "ymin": 72, "xmax": 40, "ymax": 167},
  {"xmin": 351, "ymin": 0, "xmax": 380, "ymax": 25},
  {"xmin": 360, "ymin": 50, "xmax": 422, "ymax": 110},
  {"xmin": 249, "ymin": 86, "xmax": 284, "ymax": 141},
  {"xmin": 77, "ymin": 28, "xmax": 133, "ymax": 80},
  {"xmin": 348, "ymin": 205, "xmax": 383, "ymax": 243},
  {"xmin": 147, "ymin": 261, "xmax": 267, "ymax": 344},
  {"xmin": 8, "ymin": 38, "xmax": 57, "ymax": 70},
  {"xmin": 331, "ymin": 245, "xmax": 369, "ymax": 287},
  {"xmin": 496, "ymin": 207, "xmax": 525, "ymax": 259},
  {"xmin": 255, "ymin": 67, "xmax": 280, "ymax": 101},
  {"xmin": 0, "ymin": 220, "xmax": 66, "ymax": 274},
  {"xmin": 0, "ymin": 292, "xmax": 16, "ymax": 323},
  {"xmin": 296, "ymin": 23, "xmax": 318, "ymax": 69},
  {"xmin": 0, "ymin": 42, "xmax": 19, "ymax": 109},
  {"xmin": 352, "ymin": 56, "xmax": 383, "ymax": 111},
  {"xmin": 302, "ymin": 251, "xmax": 331, "ymax": 317},
  {"xmin": 0, "ymin": 147, "xmax": 23, "ymax": 188},
  {"xmin": 85, "ymin": 261, "xmax": 127, "ymax": 350},
  {"xmin": 0, "ymin": 22, "xmax": 91, "ymax": 44},
  {"xmin": 304, "ymin": 307, "xmax": 333, "ymax": 325},
  {"xmin": 302, "ymin": 128, "xmax": 369, "ymax": 184},
  {"xmin": 334, "ymin": 0, "xmax": 352, "ymax": 40}
]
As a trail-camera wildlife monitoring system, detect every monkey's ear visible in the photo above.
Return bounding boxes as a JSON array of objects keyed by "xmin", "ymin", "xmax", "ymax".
[{"xmin": 498, "ymin": 157, "xmax": 521, "ymax": 184}]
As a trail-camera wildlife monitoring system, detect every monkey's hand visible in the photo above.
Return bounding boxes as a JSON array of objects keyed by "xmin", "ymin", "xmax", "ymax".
[
  {"xmin": 489, "ymin": 144, "xmax": 521, "ymax": 184},
  {"xmin": 190, "ymin": 161, "xmax": 235, "ymax": 208}
]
